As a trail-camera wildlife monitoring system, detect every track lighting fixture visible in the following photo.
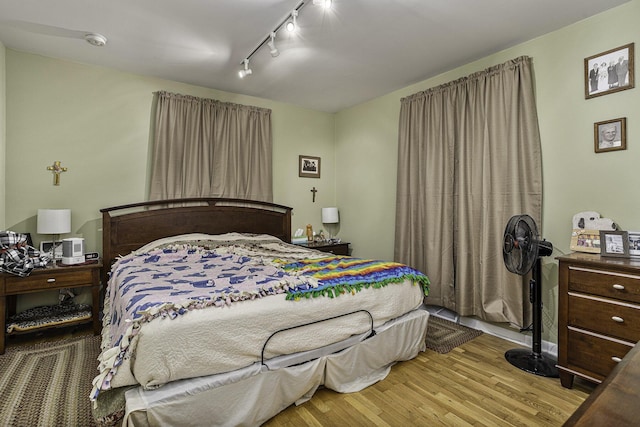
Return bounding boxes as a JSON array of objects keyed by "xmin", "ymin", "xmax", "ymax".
[
  {"xmin": 267, "ymin": 32, "xmax": 279, "ymax": 57},
  {"xmin": 285, "ymin": 10, "xmax": 298, "ymax": 32},
  {"xmin": 238, "ymin": 59, "xmax": 252, "ymax": 78},
  {"xmin": 238, "ymin": 0, "xmax": 332, "ymax": 79}
]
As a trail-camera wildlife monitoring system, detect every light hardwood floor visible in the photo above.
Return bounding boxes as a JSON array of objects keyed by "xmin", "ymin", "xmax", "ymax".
[
  {"xmin": 263, "ymin": 333, "xmax": 594, "ymax": 427},
  {"xmin": 6, "ymin": 324, "xmax": 594, "ymax": 426}
]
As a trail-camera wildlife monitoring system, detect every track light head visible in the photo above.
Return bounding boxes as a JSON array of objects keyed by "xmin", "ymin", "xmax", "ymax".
[
  {"xmin": 238, "ymin": 59, "xmax": 252, "ymax": 78},
  {"xmin": 286, "ymin": 10, "xmax": 298, "ymax": 32},
  {"xmin": 313, "ymin": 0, "xmax": 332, "ymax": 9},
  {"xmin": 267, "ymin": 32, "xmax": 279, "ymax": 57}
]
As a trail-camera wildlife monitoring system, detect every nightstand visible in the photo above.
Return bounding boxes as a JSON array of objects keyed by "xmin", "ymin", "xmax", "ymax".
[
  {"xmin": 297, "ymin": 241, "xmax": 350, "ymax": 256},
  {"xmin": 0, "ymin": 260, "xmax": 102, "ymax": 354}
]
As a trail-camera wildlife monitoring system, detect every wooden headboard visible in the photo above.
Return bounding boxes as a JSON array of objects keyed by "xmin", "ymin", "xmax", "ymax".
[{"xmin": 100, "ymin": 198, "xmax": 292, "ymax": 285}]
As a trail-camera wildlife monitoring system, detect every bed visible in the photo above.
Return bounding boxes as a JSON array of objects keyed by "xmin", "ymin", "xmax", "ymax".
[{"xmin": 91, "ymin": 198, "xmax": 430, "ymax": 426}]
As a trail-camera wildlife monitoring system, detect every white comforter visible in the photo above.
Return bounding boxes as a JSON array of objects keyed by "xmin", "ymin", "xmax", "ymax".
[{"xmin": 91, "ymin": 233, "xmax": 427, "ymax": 400}]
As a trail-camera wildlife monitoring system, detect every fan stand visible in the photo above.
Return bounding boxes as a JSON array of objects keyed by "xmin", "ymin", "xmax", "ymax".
[{"xmin": 505, "ymin": 258, "xmax": 559, "ymax": 377}]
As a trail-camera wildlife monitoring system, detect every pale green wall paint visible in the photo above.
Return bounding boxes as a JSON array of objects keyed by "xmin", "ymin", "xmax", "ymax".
[
  {"xmin": 4, "ymin": 1, "xmax": 640, "ymax": 337},
  {"xmin": 0, "ymin": 41, "xmax": 5, "ymax": 229},
  {"xmin": 335, "ymin": 0, "xmax": 640, "ymax": 341},
  {"xmin": 5, "ymin": 51, "xmax": 334, "ymax": 310},
  {"xmin": 5, "ymin": 51, "xmax": 335, "ymax": 250}
]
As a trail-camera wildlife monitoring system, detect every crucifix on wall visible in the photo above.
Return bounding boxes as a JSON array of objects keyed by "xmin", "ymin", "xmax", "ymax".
[
  {"xmin": 47, "ymin": 161, "xmax": 68, "ymax": 186},
  {"xmin": 311, "ymin": 187, "xmax": 318, "ymax": 202}
]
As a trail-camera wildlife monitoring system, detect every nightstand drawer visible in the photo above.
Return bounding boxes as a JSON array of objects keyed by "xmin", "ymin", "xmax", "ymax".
[
  {"xmin": 568, "ymin": 266, "xmax": 640, "ymax": 304},
  {"xmin": 566, "ymin": 328, "xmax": 634, "ymax": 380},
  {"xmin": 296, "ymin": 242, "xmax": 350, "ymax": 256},
  {"xmin": 568, "ymin": 293, "xmax": 640, "ymax": 343},
  {"xmin": 320, "ymin": 243, "xmax": 349, "ymax": 255},
  {"xmin": 4, "ymin": 269, "xmax": 95, "ymax": 293}
]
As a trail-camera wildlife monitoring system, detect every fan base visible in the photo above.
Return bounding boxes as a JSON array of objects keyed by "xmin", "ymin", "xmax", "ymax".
[{"xmin": 505, "ymin": 348, "xmax": 559, "ymax": 378}]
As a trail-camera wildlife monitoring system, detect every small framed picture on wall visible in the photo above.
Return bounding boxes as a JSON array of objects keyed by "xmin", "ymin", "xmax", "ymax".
[
  {"xmin": 594, "ymin": 117, "xmax": 626, "ymax": 153},
  {"xmin": 298, "ymin": 155, "xmax": 321, "ymax": 178},
  {"xmin": 584, "ymin": 42, "xmax": 634, "ymax": 99}
]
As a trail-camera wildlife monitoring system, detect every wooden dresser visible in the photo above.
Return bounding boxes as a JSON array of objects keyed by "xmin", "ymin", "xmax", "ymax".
[
  {"xmin": 563, "ymin": 341, "xmax": 640, "ymax": 426},
  {"xmin": 557, "ymin": 253, "xmax": 640, "ymax": 388}
]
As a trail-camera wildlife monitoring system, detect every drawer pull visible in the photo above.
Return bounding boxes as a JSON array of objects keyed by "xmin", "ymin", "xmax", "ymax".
[
  {"xmin": 612, "ymin": 284, "xmax": 625, "ymax": 290},
  {"xmin": 611, "ymin": 316, "xmax": 624, "ymax": 323},
  {"xmin": 47, "ymin": 278, "xmax": 56, "ymax": 283},
  {"xmin": 612, "ymin": 356, "xmax": 623, "ymax": 363}
]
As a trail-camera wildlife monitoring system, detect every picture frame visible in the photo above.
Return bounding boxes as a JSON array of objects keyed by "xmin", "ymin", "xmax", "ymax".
[
  {"xmin": 584, "ymin": 43, "xmax": 634, "ymax": 99},
  {"xmin": 40, "ymin": 240, "xmax": 63, "ymax": 257},
  {"xmin": 594, "ymin": 117, "xmax": 627, "ymax": 153},
  {"xmin": 628, "ymin": 231, "xmax": 640, "ymax": 258},
  {"xmin": 298, "ymin": 155, "xmax": 321, "ymax": 178},
  {"xmin": 570, "ymin": 229, "xmax": 601, "ymax": 254},
  {"xmin": 599, "ymin": 230, "xmax": 629, "ymax": 258}
]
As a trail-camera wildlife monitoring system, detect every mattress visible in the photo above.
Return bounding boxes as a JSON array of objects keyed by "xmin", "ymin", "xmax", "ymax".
[{"xmin": 91, "ymin": 233, "xmax": 429, "ymax": 401}]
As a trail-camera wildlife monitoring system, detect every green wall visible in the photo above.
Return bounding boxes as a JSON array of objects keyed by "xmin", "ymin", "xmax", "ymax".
[
  {"xmin": 4, "ymin": 51, "xmax": 335, "ymax": 310},
  {"xmin": 5, "ymin": 52, "xmax": 336, "ymax": 252},
  {"xmin": 3, "ymin": 1, "xmax": 640, "ymax": 340},
  {"xmin": 335, "ymin": 0, "xmax": 640, "ymax": 342}
]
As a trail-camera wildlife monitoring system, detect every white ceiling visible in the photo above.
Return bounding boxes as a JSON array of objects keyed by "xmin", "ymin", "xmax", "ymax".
[{"xmin": 0, "ymin": 0, "xmax": 630, "ymax": 112}]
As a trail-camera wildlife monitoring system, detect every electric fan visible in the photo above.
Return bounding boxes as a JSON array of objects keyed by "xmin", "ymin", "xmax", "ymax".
[{"xmin": 502, "ymin": 214, "xmax": 558, "ymax": 377}]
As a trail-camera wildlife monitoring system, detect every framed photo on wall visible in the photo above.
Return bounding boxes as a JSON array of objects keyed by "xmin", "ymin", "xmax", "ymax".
[
  {"xmin": 584, "ymin": 43, "xmax": 634, "ymax": 99},
  {"xmin": 298, "ymin": 155, "xmax": 321, "ymax": 178},
  {"xmin": 594, "ymin": 117, "xmax": 626, "ymax": 153},
  {"xmin": 600, "ymin": 230, "xmax": 629, "ymax": 258}
]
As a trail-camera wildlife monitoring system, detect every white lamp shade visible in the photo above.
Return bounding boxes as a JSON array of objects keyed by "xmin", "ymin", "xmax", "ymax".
[
  {"xmin": 322, "ymin": 207, "xmax": 339, "ymax": 224},
  {"xmin": 37, "ymin": 209, "xmax": 71, "ymax": 234}
]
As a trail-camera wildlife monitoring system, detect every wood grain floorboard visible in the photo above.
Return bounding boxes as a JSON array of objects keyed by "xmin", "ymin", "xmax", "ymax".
[
  {"xmin": 5, "ymin": 323, "xmax": 594, "ymax": 426},
  {"xmin": 263, "ymin": 333, "xmax": 594, "ymax": 426}
]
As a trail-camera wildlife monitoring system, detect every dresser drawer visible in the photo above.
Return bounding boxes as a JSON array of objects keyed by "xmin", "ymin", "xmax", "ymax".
[
  {"xmin": 4, "ymin": 269, "xmax": 95, "ymax": 293},
  {"xmin": 568, "ymin": 266, "xmax": 640, "ymax": 304},
  {"xmin": 568, "ymin": 293, "xmax": 640, "ymax": 343},
  {"xmin": 566, "ymin": 328, "xmax": 634, "ymax": 380}
]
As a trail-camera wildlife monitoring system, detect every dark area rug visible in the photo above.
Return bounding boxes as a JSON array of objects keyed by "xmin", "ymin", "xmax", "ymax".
[
  {"xmin": 425, "ymin": 316, "xmax": 483, "ymax": 354},
  {"xmin": 0, "ymin": 335, "xmax": 101, "ymax": 427}
]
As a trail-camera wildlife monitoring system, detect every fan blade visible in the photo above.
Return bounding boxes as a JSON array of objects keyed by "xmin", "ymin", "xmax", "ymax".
[{"xmin": 0, "ymin": 20, "xmax": 87, "ymax": 40}]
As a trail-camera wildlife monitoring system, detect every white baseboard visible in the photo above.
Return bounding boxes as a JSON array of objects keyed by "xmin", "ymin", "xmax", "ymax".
[{"xmin": 458, "ymin": 316, "xmax": 557, "ymax": 358}]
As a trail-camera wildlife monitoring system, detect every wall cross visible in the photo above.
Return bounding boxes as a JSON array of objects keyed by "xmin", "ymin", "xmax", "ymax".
[
  {"xmin": 311, "ymin": 187, "xmax": 318, "ymax": 203},
  {"xmin": 47, "ymin": 161, "xmax": 68, "ymax": 186}
]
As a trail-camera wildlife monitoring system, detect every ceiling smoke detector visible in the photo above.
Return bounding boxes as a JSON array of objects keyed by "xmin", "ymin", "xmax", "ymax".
[{"xmin": 84, "ymin": 33, "xmax": 107, "ymax": 47}]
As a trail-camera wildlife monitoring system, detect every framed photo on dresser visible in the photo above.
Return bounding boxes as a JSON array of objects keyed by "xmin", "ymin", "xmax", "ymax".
[
  {"xmin": 600, "ymin": 230, "xmax": 629, "ymax": 258},
  {"xmin": 628, "ymin": 231, "xmax": 640, "ymax": 258}
]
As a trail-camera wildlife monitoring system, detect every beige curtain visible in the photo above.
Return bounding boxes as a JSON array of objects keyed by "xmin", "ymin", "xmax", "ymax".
[
  {"xmin": 395, "ymin": 56, "xmax": 542, "ymax": 327},
  {"xmin": 149, "ymin": 91, "xmax": 273, "ymax": 202}
]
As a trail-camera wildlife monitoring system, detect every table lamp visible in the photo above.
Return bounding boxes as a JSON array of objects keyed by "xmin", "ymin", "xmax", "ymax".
[
  {"xmin": 37, "ymin": 209, "xmax": 71, "ymax": 265},
  {"xmin": 321, "ymin": 207, "xmax": 339, "ymax": 241}
]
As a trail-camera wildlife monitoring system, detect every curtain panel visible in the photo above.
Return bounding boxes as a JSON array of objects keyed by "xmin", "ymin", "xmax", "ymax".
[
  {"xmin": 395, "ymin": 56, "xmax": 543, "ymax": 327},
  {"xmin": 149, "ymin": 91, "xmax": 273, "ymax": 202}
]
